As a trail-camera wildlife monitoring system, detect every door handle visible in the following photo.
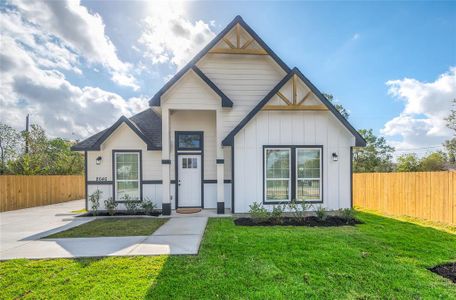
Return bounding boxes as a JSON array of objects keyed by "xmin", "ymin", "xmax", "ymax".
[{"xmin": 178, "ymin": 180, "xmax": 181, "ymax": 186}]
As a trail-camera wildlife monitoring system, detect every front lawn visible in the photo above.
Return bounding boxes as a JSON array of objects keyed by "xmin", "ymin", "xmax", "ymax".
[
  {"xmin": 44, "ymin": 218, "xmax": 167, "ymax": 238},
  {"xmin": 2, "ymin": 212, "xmax": 455, "ymax": 299}
]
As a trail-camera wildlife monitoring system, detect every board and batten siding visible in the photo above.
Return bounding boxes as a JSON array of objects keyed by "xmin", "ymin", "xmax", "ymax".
[
  {"xmin": 234, "ymin": 111, "xmax": 355, "ymax": 213},
  {"xmin": 198, "ymin": 53, "xmax": 286, "ymax": 138},
  {"xmin": 162, "ymin": 70, "xmax": 220, "ymax": 110},
  {"xmin": 86, "ymin": 123, "xmax": 164, "ymax": 210}
]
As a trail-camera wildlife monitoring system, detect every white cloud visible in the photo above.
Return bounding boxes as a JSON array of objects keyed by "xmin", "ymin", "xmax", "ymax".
[
  {"xmin": 10, "ymin": 0, "xmax": 138, "ymax": 90},
  {"xmin": 137, "ymin": 1, "xmax": 215, "ymax": 72},
  {"xmin": 381, "ymin": 67, "xmax": 456, "ymax": 152},
  {"xmin": 0, "ymin": 16, "xmax": 147, "ymax": 140}
]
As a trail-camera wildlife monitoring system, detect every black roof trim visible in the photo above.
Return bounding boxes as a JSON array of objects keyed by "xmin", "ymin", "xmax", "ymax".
[
  {"xmin": 192, "ymin": 66, "xmax": 233, "ymax": 107},
  {"xmin": 222, "ymin": 67, "xmax": 367, "ymax": 147},
  {"xmin": 149, "ymin": 15, "xmax": 290, "ymax": 107},
  {"xmin": 71, "ymin": 111, "xmax": 162, "ymax": 151}
]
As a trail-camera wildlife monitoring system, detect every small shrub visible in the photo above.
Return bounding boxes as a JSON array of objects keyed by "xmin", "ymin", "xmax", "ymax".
[
  {"xmin": 315, "ymin": 205, "xmax": 327, "ymax": 220},
  {"xmin": 89, "ymin": 189, "xmax": 102, "ymax": 216},
  {"xmin": 270, "ymin": 204, "xmax": 285, "ymax": 224},
  {"xmin": 249, "ymin": 202, "xmax": 269, "ymax": 222},
  {"xmin": 141, "ymin": 197, "xmax": 157, "ymax": 215},
  {"xmin": 288, "ymin": 199, "xmax": 311, "ymax": 222},
  {"xmin": 339, "ymin": 208, "xmax": 356, "ymax": 223},
  {"xmin": 104, "ymin": 197, "xmax": 118, "ymax": 216},
  {"xmin": 123, "ymin": 194, "xmax": 139, "ymax": 214}
]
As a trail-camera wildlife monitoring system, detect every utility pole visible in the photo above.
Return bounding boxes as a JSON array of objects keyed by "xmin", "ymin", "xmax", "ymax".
[{"xmin": 25, "ymin": 114, "xmax": 29, "ymax": 154}]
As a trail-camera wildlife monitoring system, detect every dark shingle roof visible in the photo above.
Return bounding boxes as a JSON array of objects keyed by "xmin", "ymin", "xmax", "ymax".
[{"xmin": 71, "ymin": 109, "xmax": 162, "ymax": 151}]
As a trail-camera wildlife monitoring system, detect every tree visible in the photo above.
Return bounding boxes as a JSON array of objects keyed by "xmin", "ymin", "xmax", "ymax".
[
  {"xmin": 8, "ymin": 124, "xmax": 84, "ymax": 175},
  {"xmin": 420, "ymin": 151, "xmax": 447, "ymax": 171},
  {"xmin": 353, "ymin": 129, "xmax": 394, "ymax": 172},
  {"xmin": 443, "ymin": 139, "xmax": 456, "ymax": 164},
  {"xmin": 443, "ymin": 98, "xmax": 456, "ymax": 163},
  {"xmin": 0, "ymin": 123, "xmax": 21, "ymax": 174},
  {"xmin": 323, "ymin": 93, "xmax": 350, "ymax": 119},
  {"xmin": 396, "ymin": 153, "xmax": 421, "ymax": 172}
]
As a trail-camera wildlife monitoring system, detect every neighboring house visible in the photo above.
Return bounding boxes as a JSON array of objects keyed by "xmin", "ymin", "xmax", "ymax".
[{"xmin": 72, "ymin": 16, "xmax": 366, "ymax": 215}]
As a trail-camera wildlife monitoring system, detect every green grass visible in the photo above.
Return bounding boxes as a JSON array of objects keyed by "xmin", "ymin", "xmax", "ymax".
[
  {"xmin": 44, "ymin": 218, "xmax": 168, "ymax": 238},
  {"xmin": 1, "ymin": 212, "xmax": 455, "ymax": 299}
]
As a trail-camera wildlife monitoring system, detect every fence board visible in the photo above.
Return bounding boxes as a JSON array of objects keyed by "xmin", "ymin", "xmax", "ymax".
[
  {"xmin": 354, "ymin": 171, "xmax": 456, "ymax": 226},
  {"xmin": 0, "ymin": 175, "xmax": 85, "ymax": 212}
]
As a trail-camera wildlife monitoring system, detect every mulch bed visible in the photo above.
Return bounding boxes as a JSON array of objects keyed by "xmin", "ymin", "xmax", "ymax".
[
  {"xmin": 429, "ymin": 262, "xmax": 456, "ymax": 284},
  {"xmin": 78, "ymin": 210, "xmax": 161, "ymax": 217},
  {"xmin": 234, "ymin": 216, "xmax": 362, "ymax": 227}
]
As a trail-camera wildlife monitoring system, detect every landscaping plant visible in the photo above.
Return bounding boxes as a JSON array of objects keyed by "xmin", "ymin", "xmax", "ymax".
[
  {"xmin": 104, "ymin": 197, "xmax": 118, "ymax": 216},
  {"xmin": 89, "ymin": 189, "xmax": 102, "ymax": 216},
  {"xmin": 288, "ymin": 199, "xmax": 311, "ymax": 222},
  {"xmin": 123, "ymin": 194, "xmax": 139, "ymax": 214},
  {"xmin": 270, "ymin": 204, "xmax": 285, "ymax": 224},
  {"xmin": 339, "ymin": 208, "xmax": 356, "ymax": 223},
  {"xmin": 248, "ymin": 202, "xmax": 269, "ymax": 222},
  {"xmin": 315, "ymin": 205, "xmax": 327, "ymax": 220},
  {"xmin": 141, "ymin": 197, "xmax": 157, "ymax": 215}
]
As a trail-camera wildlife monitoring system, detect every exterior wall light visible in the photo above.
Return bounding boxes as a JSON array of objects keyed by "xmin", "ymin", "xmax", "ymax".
[
  {"xmin": 96, "ymin": 156, "xmax": 102, "ymax": 165},
  {"xmin": 332, "ymin": 152, "xmax": 338, "ymax": 162}
]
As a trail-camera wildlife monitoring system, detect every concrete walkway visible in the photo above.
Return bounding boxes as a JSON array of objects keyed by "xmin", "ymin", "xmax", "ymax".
[{"xmin": 0, "ymin": 200, "xmax": 208, "ymax": 260}]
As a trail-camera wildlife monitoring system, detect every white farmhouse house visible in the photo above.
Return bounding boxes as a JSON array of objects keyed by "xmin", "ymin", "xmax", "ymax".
[{"xmin": 72, "ymin": 16, "xmax": 366, "ymax": 215}]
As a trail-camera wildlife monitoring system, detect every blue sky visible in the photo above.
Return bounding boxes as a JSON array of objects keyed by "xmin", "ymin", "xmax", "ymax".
[{"xmin": 1, "ymin": 1, "xmax": 455, "ymax": 155}]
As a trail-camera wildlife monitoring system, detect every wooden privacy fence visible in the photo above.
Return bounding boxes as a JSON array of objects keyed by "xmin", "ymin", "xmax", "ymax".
[
  {"xmin": 0, "ymin": 175, "xmax": 85, "ymax": 212},
  {"xmin": 353, "ymin": 171, "xmax": 456, "ymax": 225}
]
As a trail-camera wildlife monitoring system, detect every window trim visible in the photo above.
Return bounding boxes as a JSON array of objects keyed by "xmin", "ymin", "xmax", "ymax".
[
  {"xmin": 262, "ymin": 145, "xmax": 323, "ymax": 205},
  {"xmin": 295, "ymin": 147, "xmax": 322, "ymax": 203},
  {"xmin": 112, "ymin": 150, "xmax": 143, "ymax": 202},
  {"xmin": 263, "ymin": 147, "xmax": 292, "ymax": 203}
]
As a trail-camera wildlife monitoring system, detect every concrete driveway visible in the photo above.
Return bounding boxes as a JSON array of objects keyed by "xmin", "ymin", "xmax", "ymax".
[
  {"xmin": 0, "ymin": 200, "xmax": 208, "ymax": 260},
  {"xmin": 0, "ymin": 200, "xmax": 91, "ymax": 255}
]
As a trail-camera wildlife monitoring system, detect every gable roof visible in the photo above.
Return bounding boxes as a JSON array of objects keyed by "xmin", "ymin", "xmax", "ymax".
[
  {"xmin": 149, "ymin": 15, "xmax": 290, "ymax": 107},
  {"xmin": 71, "ymin": 109, "xmax": 162, "ymax": 151},
  {"xmin": 192, "ymin": 66, "xmax": 233, "ymax": 107},
  {"xmin": 222, "ymin": 67, "xmax": 367, "ymax": 147}
]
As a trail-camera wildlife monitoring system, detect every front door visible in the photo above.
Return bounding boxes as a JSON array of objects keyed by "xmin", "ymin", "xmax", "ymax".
[{"xmin": 177, "ymin": 155, "xmax": 202, "ymax": 207}]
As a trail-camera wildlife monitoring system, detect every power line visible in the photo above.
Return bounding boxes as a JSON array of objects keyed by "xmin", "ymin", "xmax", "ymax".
[{"xmin": 393, "ymin": 145, "xmax": 444, "ymax": 153}]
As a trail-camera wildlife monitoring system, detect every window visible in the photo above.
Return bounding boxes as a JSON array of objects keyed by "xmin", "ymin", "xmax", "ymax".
[
  {"xmin": 264, "ymin": 148, "xmax": 291, "ymax": 202},
  {"xmin": 115, "ymin": 152, "xmax": 140, "ymax": 200},
  {"xmin": 263, "ymin": 146, "xmax": 323, "ymax": 203},
  {"xmin": 296, "ymin": 148, "xmax": 321, "ymax": 202},
  {"xmin": 177, "ymin": 132, "xmax": 202, "ymax": 150},
  {"xmin": 182, "ymin": 157, "xmax": 197, "ymax": 169}
]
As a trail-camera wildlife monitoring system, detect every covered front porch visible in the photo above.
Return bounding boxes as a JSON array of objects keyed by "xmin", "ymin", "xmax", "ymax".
[{"xmin": 159, "ymin": 108, "xmax": 231, "ymax": 215}]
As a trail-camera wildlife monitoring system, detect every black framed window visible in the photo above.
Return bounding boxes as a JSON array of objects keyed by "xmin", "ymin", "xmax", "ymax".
[
  {"xmin": 264, "ymin": 148, "xmax": 291, "ymax": 202},
  {"xmin": 176, "ymin": 132, "xmax": 202, "ymax": 150},
  {"xmin": 296, "ymin": 148, "xmax": 322, "ymax": 202},
  {"xmin": 263, "ymin": 145, "xmax": 323, "ymax": 204}
]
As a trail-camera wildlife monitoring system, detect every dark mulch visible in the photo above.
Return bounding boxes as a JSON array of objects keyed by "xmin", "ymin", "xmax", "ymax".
[
  {"xmin": 429, "ymin": 262, "xmax": 456, "ymax": 284},
  {"xmin": 77, "ymin": 210, "xmax": 161, "ymax": 217},
  {"xmin": 234, "ymin": 216, "xmax": 362, "ymax": 227}
]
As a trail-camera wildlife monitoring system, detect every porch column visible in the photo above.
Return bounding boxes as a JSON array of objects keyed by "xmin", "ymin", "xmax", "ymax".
[
  {"xmin": 216, "ymin": 109, "xmax": 225, "ymax": 214},
  {"xmin": 161, "ymin": 108, "xmax": 171, "ymax": 215}
]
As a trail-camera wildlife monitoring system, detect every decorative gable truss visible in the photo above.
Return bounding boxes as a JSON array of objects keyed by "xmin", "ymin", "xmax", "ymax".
[
  {"xmin": 223, "ymin": 67, "xmax": 366, "ymax": 146},
  {"xmin": 263, "ymin": 74, "xmax": 329, "ymax": 111},
  {"xmin": 149, "ymin": 16, "xmax": 290, "ymax": 107},
  {"xmin": 209, "ymin": 23, "xmax": 268, "ymax": 56}
]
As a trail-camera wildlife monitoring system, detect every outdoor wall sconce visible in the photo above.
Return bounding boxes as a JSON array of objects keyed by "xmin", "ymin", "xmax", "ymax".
[
  {"xmin": 96, "ymin": 156, "xmax": 102, "ymax": 165},
  {"xmin": 332, "ymin": 152, "xmax": 338, "ymax": 162}
]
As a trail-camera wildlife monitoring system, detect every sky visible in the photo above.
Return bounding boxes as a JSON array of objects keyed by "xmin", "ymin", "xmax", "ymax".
[{"xmin": 1, "ymin": 0, "xmax": 455, "ymax": 156}]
